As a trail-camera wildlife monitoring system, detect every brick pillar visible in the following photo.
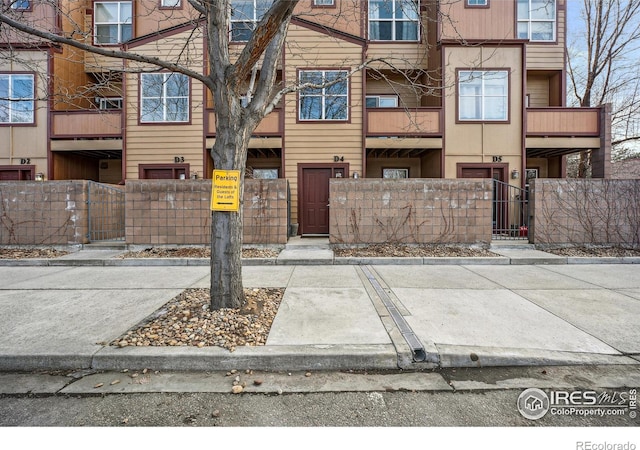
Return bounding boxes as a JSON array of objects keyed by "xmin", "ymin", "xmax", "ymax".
[{"xmin": 592, "ymin": 103, "xmax": 612, "ymax": 178}]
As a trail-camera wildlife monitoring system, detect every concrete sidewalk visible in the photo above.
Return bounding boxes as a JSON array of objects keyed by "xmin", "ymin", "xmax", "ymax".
[{"xmin": 0, "ymin": 252, "xmax": 639, "ymax": 372}]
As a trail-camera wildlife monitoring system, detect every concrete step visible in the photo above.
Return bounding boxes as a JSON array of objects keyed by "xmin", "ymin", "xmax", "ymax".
[
  {"xmin": 84, "ymin": 241, "xmax": 127, "ymax": 251},
  {"xmin": 490, "ymin": 240, "xmax": 534, "ymax": 250},
  {"xmin": 285, "ymin": 236, "xmax": 330, "ymax": 250}
]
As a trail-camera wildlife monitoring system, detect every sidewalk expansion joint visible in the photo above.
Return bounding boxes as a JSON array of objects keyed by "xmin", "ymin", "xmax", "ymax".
[{"xmin": 360, "ymin": 265, "xmax": 427, "ymax": 363}]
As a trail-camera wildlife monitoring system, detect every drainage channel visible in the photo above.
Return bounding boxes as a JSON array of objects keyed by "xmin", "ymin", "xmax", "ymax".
[{"xmin": 360, "ymin": 265, "xmax": 427, "ymax": 362}]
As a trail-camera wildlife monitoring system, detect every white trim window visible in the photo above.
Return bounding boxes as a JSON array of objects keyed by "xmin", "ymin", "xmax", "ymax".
[
  {"xmin": 94, "ymin": 1, "xmax": 132, "ymax": 44},
  {"xmin": 0, "ymin": 74, "xmax": 35, "ymax": 124},
  {"xmin": 369, "ymin": 0, "xmax": 419, "ymax": 41},
  {"xmin": 517, "ymin": 0, "xmax": 556, "ymax": 42},
  {"xmin": 467, "ymin": 0, "xmax": 487, "ymax": 5},
  {"xmin": 253, "ymin": 168, "xmax": 278, "ymax": 179},
  {"xmin": 366, "ymin": 95, "xmax": 398, "ymax": 108},
  {"xmin": 313, "ymin": 0, "xmax": 335, "ymax": 5},
  {"xmin": 140, "ymin": 73, "xmax": 190, "ymax": 123},
  {"xmin": 299, "ymin": 70, "xmax": 349, "ymax": 121},
  {"xmin": 383, "ymin": 168, "xmax": 408, "ymax": 179},
  {"xmin": 230, "ymin": 0, "xmax": 273, "ymax": 42},
  {"xmin": 458, "ymin": 70, "xmax": 508, "ymax": 121},
  {"xmin": 161, "ymin": 0, "xmax": 181, "ymax": 7}
]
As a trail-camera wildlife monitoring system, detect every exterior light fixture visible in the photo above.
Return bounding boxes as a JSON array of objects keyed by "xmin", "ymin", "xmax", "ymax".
[
  {"xmin": 511, "ymin": 169, "xmax": 520, "ymax": 179},
  {"xmin": 35, "ymin": 173, "xmax": 44, "ymax": 181},
  {"xmin": 353, "ymin": 172, "xmax": 359, "ymax": 179}
]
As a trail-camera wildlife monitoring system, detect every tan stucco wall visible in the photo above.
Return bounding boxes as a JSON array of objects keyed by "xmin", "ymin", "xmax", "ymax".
[{"xmin": 442, "ymin": 45, "xmax": 524, "ymax": 181}]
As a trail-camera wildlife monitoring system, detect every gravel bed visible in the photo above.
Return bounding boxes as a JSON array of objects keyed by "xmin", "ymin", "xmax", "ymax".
[
  {"xmin": 0, "ymin": 248, "xmax": 69, "ymax": 259},
  {"xmin": 111, "ymin": 288, "xmax": 284, "ymax": 352},
  {"xmin": 333, "ymin": 243, "xmax": 497, "ymax": 258},
  {"xmin": 119, "ymin": 247, "xmax": 279, "ymax": 259},
  {"xmin": 542, "ymin": 246, "xmax": 640, "ymax": 257}
]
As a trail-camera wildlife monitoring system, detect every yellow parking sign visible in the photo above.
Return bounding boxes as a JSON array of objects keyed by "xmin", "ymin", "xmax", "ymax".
[{"xmin": 211, "ymin": 170, "xmax": 241, "ymax": 212}]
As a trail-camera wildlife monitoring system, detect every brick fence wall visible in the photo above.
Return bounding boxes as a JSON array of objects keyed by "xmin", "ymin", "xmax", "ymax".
[
  {"xmin": 530, "ymin": 179, "xmax": 640, "ymax": 246},
  {"xmin": 125, "ymin": 179, "xmax": 288, "ymax": 245},
  {"xmin": 0, "ymin": 181, "xmax": 89, "ymax": 245},
  {"xmin": 329, "ymin": 179, "xmax": 493, "ymax": 245}
]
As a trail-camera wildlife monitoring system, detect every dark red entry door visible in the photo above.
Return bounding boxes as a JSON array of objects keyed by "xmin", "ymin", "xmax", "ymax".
[
  {"xmin": 301, "ymin": 168, "xmax": 331, "ymax": 235},
  {"xmin": 460, "ymin": 165, "xmax": 506, "ymax": 233}
]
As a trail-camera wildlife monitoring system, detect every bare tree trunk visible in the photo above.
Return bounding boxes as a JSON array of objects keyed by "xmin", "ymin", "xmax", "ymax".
[
  {"xmin": 210, "ymin": 209, "xmax": 244, "ymax": 310},
  {"xmin": 209, "ymin": 103, "xmax": 249, "ymax": 310}
]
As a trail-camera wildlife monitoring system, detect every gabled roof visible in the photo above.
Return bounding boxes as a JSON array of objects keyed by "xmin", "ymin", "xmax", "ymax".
[
  {"xmin": 122, "ymin": 15, "xmax": 365, "ymax": 50},
  {"xmin": 124, "ymin": 19, "xmax": 204, "ymax": 50},
  {"xmin": 290, "ymin": 17, "xmax": 365, "ymax": 47}
]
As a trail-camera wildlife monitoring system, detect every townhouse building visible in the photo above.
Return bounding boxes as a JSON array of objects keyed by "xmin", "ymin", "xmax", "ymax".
[{"xmin": 0, "ymin": 0, "xmax": 611, "ymax": 236}]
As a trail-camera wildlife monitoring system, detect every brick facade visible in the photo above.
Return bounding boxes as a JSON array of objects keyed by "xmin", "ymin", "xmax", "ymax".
[
  {"xmin": 0, "ymin": 181, "xmax": 89, "ymax": 245},
  {"xmin": 125, "ymin": 179, "xmax": 289, "ymax": 245},
  {"xmin": 329, "ymin": 179, "xmax": 493, "ymax": 245},
  {"xmin": 530, "ymin": 179, "xmax": 640, "ymax": 246}
]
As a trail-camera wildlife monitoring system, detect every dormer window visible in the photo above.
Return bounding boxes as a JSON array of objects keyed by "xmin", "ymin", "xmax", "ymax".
[
  {"xmin": 230, "ymin": 0, "xmax": 273, "ymax": 42},
  {"xmin": 517, "ymin": 0, "xmax": 556, "ymax": 42},
  {"xmin": 94, "ymin": 1, "xmax": 133, "ymax": 45},
  {"xmin": 369, "ymin": 0, "xmax": 419, "ymax": 41}
]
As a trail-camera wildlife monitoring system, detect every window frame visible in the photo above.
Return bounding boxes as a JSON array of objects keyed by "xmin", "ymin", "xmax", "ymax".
[
  {"xmin": 230, "ymin": 0, "xmax": 273, "ymax": 43},
  {"xmin": 97, "ymin": 97, "xmax": 123, "ymax": 110},
  {"xmin": 516, "ymin": 0, "xmax": 556, "ymax": 42},
  {"xmin": 383, "ymin": 168, "xmax": 409, "ymax": 179},
  {"xmin": 465, "ymin": 0, "xmax": 489, "ymax": 8},
  {"xmin": 366, "ymin": 95, "xmax": 399, "ymax": 108},
  {"xmin": 298, "ymin": 69, "xmax": 350, "ymax": 122},
  {"xmin": 368, "ymin": 0, "xmax": 420, "ymax": 42},
  {"xmin": 456, "ymin": 69, "xmax": 510, "ymax": 123},
  {"xmin": 9, "ymin": 0, "xmax": 32, "ymax": 11},
  {"xmin": 139, "ymin": 72, "xmax": 191, "ymax": 124},
  {"xmin": 93, "ymin": 1, "xmax": 133, "ymax": 45},
  {"xmin": 312, "ymin": 0, "xmax": 335, "ymax": 7},
  {"xmin": 0, "ymin": 73, "xmax": 35, "ymax": 126},
  {"xmin": 159, "ymin": 0, "xmax": 182, "ymax": 8},
  {"xmin": 252, "ymin": 168, "xmax": 279, "ymax": 179}
]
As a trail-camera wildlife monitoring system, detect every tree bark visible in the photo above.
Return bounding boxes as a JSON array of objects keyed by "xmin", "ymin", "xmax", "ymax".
[
  {"xmin": 209, "ymin": 98, "xmax": 250, "ymax": 310},
  {"xmin": 210, "ymin": 208, "xmax": 244, "ymax": 310}
]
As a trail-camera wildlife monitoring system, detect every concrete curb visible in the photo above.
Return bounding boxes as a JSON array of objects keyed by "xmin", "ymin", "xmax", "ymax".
[
  {"xmin": 3, "ymin": 256, "xmax": 640, "ymax": 267},
  {"xmin": 434, "ymin": 344, "xmax": 639, "ymax": 368},
  {"xmin": 91, "ymin": 344, "xmax": 399, "ymax": 372}
]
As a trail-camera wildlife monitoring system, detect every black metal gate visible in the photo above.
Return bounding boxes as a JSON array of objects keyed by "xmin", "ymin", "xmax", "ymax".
[
  {"xmin": 492, "ymin": 179, "xmax": 529, "ymax": 240},
  {"xmin": 87, "ymin": 181, "xmax": 125, "ymax": 241}
]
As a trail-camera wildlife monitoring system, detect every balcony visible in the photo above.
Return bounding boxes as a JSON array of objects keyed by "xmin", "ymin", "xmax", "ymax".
[
  {"xmin": 207, "ymin": 109, "xmax": 282, "ymax": 137},
  {"xmin": 51, "ymin": 110, "xmax": 123, "ymax": 139},
  {"xmin": 366, "ymin": 108, "xmax": 442, "ymax": 136},
  {"xmin": 526, "ymin": 108, "xmax": 601, "ymax": 137}
]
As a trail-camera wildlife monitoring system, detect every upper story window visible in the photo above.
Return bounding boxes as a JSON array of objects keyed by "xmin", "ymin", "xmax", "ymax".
[
  {"xmin": 466, "ymin": 0, "xmax": 488, "ymax": 6},
  {"xmin": 0, "ymin": 74, "xmax": 35, "ymax": 124},
  {"xmin": 299, "ymin": 70, "xmax": 348, "ymax": 121},
  {"xmin": 10, "ymin": 1, "xmax": 31, "ymax": 10},
  {"xmin": 458, "ymin": 70, "xmax": 508, "ymax": 122},
  {"xmin": 369, "ymin": 0, "xmax": 419, "ymax": 41},
  {"xmin": 313, "ymin": 0, "xmax": 335, "ymax": 5},
  {"xmin": 230, "ymin": 0, "xmax": 273, "ymax": 42},
  {"xmin": 140, "ymin": 73, "xmax": 190, "ymax": 123},
  {"xmin": 94, "ymin": 1, "xmax": 133, "ymax": 45},
  {"xmin": 517, "ymin": 0, "xmax": 556, "ymax": 42},
  {"xmin": 160, "ymin": 0, "xmax": 181, "ymax": 7}
]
